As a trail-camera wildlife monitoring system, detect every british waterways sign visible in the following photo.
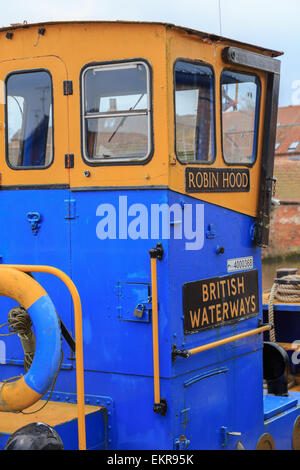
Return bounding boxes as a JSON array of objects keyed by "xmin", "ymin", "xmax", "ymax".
[{"xmin": 183, "ymin": 270, "xmax": 259, "ymax": 334}]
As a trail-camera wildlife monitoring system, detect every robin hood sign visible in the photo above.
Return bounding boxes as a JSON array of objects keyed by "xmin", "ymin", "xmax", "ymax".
[
  {"xmin": 183, "ymin": 270, "xmax": 259, "ymax": 334},
  {"xmin": 185, "ymin": 167, "xmax": 250, "ymax": 193}
]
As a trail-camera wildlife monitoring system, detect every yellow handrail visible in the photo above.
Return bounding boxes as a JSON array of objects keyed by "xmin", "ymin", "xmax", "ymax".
[
  {"xmin": 1, "ymin": 264, "xmax": 86, "ymax": 450},
  {"xmin": 149, "ymin": 243, "xmax": 166, "ymax": 415},
  {"xmin": 175, "ymin": 324, "xmax": 271, "ymax": 358},
  {"xmin": 150, "ymin": 256, "xmax": 161, "ymax": 406}
]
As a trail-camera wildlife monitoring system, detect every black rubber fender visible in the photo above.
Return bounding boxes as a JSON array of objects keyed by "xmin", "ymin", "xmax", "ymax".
[{"xmin": 4, "ymin": 422, "xmax": 64, "ymax": 450}]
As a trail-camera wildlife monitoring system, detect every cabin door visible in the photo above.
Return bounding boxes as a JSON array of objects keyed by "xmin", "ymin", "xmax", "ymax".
[{"xmin": 0, "ymin": 56, "xmax": 74, "ymax": 376}]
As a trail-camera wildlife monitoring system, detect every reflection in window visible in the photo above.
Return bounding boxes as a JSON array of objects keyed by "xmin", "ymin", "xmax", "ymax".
[
  {"xmin": 82, "ymin": 61, "xmax": 151, "ymax": 162},
  {"xmin": 6, "ymin": 71, "xmax": 53, "ymax": 168},
  {"xmin": 175, "ymin": 60, "xmax": 215, "ymax": 163},
  {"xmin": 221, "ymin": 71, "xmax": 260, "ymax": 164}
]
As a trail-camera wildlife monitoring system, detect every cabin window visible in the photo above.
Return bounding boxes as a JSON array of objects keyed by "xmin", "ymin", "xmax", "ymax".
[
  {"xmin": 82, "ymin": 61, "xmax": 151, "ymax": 163},
  {"xmin": 174, "ymin": 60, "xmax": 215, "ymax": 163},
  {"xmin": 221, "ymin": 70, "xmax": 260, "ymax": 164},
  {"xmin": 6, "ymin": 70, "xmax": 53, "ymax": 168}
]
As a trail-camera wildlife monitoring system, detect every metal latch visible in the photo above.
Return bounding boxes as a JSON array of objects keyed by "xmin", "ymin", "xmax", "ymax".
[
  {"xmin": 221, "ymin": 426, "xmax": 242, "ymax": 447},
  {"xmin": 206, "ymin": 223, "xmax": 216, "ymax": 239}
]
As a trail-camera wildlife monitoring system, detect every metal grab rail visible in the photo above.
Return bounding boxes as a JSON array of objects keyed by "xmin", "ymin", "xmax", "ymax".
[
  {"xmin": 173, "ymin": 324, "xmax": 272, "ymax": 359},
  {"xmin": 1, "ymin": 265, "xmax": 86, "ymax": 450}
]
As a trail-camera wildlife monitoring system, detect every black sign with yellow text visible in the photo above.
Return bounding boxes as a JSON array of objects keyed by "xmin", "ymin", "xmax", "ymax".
[
  {"xmin": 183, "ymin": 270, "xmax": 259, "ymax": 334},
  {"xmin": 185, "ymin": 167, "xmax": 250, "ymax": 193}
]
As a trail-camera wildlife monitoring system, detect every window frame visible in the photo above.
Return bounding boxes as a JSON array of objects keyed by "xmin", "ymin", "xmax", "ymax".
[
  {"xmin": 173, "ymin": 58, "xmax": 216, "ymax": 166},
  {"xmin": 80, "ymin": 58, "xmax": 154, "ymax": 166},
  {"xmin": 5, "ymin": 68, "xmax": 54, "ymax": 171},
  {"xmin": 220, "ymin": 68, "xmax": 261, "ymax": 167}
]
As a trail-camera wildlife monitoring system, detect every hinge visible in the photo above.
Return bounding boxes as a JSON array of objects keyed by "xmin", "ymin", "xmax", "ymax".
[
  {"xmin": 253, "ymin": 176, "xmax": 277, "ymax": 247},
  {"xmin": 169, "ymin": 153, "xmax": 177, "ymax": 165},
  {"xmin": 65, "ymin": 153, "xmax": 74, "ymax": 169},
  {"xmin": 63, "ymin": 80, "xmax": 73, "ymax": 96},
  {"xmin": 64, "ymin": 199, "xmax": 76, "ymax": 220}
]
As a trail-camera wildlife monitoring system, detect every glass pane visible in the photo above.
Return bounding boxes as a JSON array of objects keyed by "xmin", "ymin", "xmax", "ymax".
[
  {"xmin": 6, "ymin": 71, "xmax": 53, "ymax": 168},
  {"xmin": 86, "ymin": 115, "xmax": 148, "ymax": 159},
  {"xmin": 84, "ymin": 63, "xmax": 148, "ymax": 114},
  {"xmin": 83, "ymin": 62, "xmax": 150, "ymax": 161},
  {"xmin": 221, "ymin": 71, "xmax": 260, "ymax": 164},
  {"xmin": 7, "ymin": 96, "xmax": 24, "ymax": 167},
  {"xmin": 175, "ymin": 61, "xmax": 215, "ymax": 163},
  {"xmin": 99, "ymin": 94, "xmax": 148, "ymax": 113}
]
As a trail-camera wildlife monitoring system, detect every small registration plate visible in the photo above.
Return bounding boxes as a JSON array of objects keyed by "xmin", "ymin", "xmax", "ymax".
[{"xmin": 227, "ymin": 256, "xmax": 253, "ymax": 273}]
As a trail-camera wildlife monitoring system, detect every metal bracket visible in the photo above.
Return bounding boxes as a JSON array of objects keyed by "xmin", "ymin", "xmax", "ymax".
[
  {"xmin": 172, "ymin": 344, "xmax": 191, "ymax": 361},
  {"xmin": 153, "ymin": 398, "xmax": 167, "ymax": 416},
  {"xmin": 63, "ymin": 80, "xmax": 73, "ymax": 96},
  {"xmin": 65, "ymin": 153, "xmax": 74, "ymax": 169},
  {"xmin": 64, "ymin": 199, "xmax": 76, "ymax": 219},
  {"xmin": 222, "ymin": 47, "xmax": 281, "ymax": 74},
  {"xmin": 149, "ymin": 242, "xmax": 164, "ymax": 260}
]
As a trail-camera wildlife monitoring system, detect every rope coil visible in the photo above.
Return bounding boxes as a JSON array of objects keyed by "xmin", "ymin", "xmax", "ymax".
[
  {"xmin": 0, "ymin": 305, "xmax": 63, "ymax": 414},
  {"xmin": 0, "ymin": 306, "xmax": 36, "ymax": 372},
  {"xmin": 268, "ymin": 274, "xmax": 300, "ymax": 342},
  {"xmin": 8, "ymin": 306, "xmax": 36, "ymax": 372}
]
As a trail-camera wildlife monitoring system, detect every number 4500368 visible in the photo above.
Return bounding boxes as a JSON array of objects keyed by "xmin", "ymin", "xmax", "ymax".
[{"xmin": 227, "ymin": 256, "xmax": 253, "ymax": 273}]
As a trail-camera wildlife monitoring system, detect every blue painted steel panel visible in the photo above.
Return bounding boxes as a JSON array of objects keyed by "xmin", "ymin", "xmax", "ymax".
[
  {"xmin": 69, "ymin": 189, "xmax": 263, "ymax": 380},
  {"xmin": 183, "ymin": 368, "xmax": 230, "ymax": 449},
  {"xmin": 0, "ymin": 188, "xmax": 73, "ymax": 381},
  {"xmin": 54, "ymin": 408, "xmax": 106, "ymax": 450},
  {"xmin": 66, "ymin": 188, "xmax": 268, "ymax": 449},
  {"xmin": 0, "ymin": 186, "xmax": 299, "ymax": 449},
  {"xmin": 263, "ymin": 391, "xmax": 300, "ymax": 450},
  {"xmin": 263, "ymin": 394, "xmax": 298, "ymax": 420}
]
